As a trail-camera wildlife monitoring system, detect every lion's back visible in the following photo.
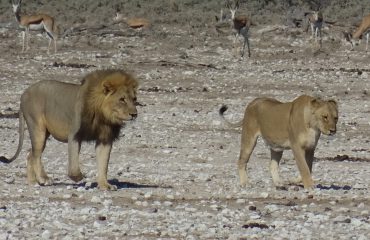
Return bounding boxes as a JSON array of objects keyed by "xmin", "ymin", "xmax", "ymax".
[
  {"xmin": 21, "ymin": 80, "xmax": 79, "ymax": 109},
  {"xmin": 20, "ymin": 80, "xmax": 81, "ymax": 141}
]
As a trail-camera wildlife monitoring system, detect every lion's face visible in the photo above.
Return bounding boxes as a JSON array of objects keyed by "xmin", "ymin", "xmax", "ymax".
[
  {"xmin": 312, "ymin": 100, "xmax": 338, "ymax": 135},
  {"xmin": 104, "ymin": 86, "xmax": 138, "ymax": 124},
  {"xmin": 101, "ymin": 73, "xmax": 138, "ymax": 125}
]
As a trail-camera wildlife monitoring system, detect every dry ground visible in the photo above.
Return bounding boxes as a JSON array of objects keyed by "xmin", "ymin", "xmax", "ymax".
[{"xmin": 0, "ymin": 1, "xmax": 370, "ymax": 239}]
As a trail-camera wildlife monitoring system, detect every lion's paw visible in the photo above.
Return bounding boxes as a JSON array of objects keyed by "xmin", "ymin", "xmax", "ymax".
[
  {"xmin": 68, "ymin": 172, "xmax": 84, "ymax": 182},
  {"xmin": 35, "ymin": 176, "xmax": 54, "ymax": 186},
  {"xmin": 239, "ymin": 180, "xmax": 249, "ymax": 188}
]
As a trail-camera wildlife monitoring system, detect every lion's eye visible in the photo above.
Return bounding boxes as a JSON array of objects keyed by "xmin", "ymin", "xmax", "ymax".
[
  {"xmin": 120, "ymin": 97, "xmax": 126, "ymax": 103},
  {"xmin": 323, "ymin": 116, "xmax": 328, "ymax": 121}
]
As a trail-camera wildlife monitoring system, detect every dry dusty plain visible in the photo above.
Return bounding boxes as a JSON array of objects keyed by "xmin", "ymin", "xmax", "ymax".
[{"xmin": 0, "ymin": 1, "xmax": 370, "ymax": 239}]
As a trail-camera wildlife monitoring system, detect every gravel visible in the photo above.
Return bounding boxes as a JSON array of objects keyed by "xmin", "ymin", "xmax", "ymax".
[{"xmin": 0, "ymin": 5, "xmax": 370, "ymax": 239}]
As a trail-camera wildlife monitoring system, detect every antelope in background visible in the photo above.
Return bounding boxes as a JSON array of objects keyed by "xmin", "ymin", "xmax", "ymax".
[
  {"xmin": 12, "ymin": 0, "xmax": 57, "ymax": 54},
  {"xmin": 344, "ymin": 13, "xmax": 370, "ymax": 51},
  {"xmin": 304, "ymin": 10, "xmax": 324, "ymax": 43},
  {"xmin": 226, "ymin": 0, "xmax": 251, "ymax": 58}
]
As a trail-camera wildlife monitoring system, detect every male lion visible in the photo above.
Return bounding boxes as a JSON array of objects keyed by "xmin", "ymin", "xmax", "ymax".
[
  {"xmin": 219, "ymin": 95, "xmax": 338, "ymax": 190},
  {"xmin": 0, "ymin": 69, "xmax": 138, "ymax": 190}
]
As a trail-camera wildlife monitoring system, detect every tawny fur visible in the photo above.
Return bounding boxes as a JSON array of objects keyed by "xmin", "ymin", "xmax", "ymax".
[
  {"xmin": 0, "ymin": 69, "xmax": 138, "ymax": 191},
  {"xmin": 220, "ymin": 95, "xmax": 338, "ymax": 190}
]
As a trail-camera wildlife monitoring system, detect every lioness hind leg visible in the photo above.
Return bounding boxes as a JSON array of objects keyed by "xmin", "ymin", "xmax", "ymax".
[
  {"xmin": 27, "ymin": 126, "xmax": 53, "ymax": 186},
  {"xmin": 270, "ymin": 150, "xmax": 284, "ymax": 187},
  {"xmin": 95, "ymin": 143, "xmax": 117, "ymax": 191},
  {"xmin": 238, "ymin": 127, "xmax": 258, "ymax": 187}
]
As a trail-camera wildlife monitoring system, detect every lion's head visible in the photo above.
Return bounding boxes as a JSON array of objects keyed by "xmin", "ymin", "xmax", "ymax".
[
  {"xmin": 78, "ymin": 69, "xmax": 139, "ymax": 142},
  {"xmin": 311, "ymin": 99, "xmax": 338, "ymax": 135},
  {"xmin": 99, "ymin": 71, "xmax": 138, "ymax": 124}
]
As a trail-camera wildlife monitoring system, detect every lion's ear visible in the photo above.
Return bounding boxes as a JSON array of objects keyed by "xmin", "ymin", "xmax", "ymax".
[
  {"xmin": 328, "ymin": 99, "xmax": 338, "ymax": 109},
  {"xmin": 310, "ymin": 98, "xmax": 322, "ymax": 109},
  {"xmin": 102, "ymin": 72, "xmax": 125, "ymax": 95},
  {"xmin": 103, "ymin": 81, "xmax": 116, "ymax": 95}
]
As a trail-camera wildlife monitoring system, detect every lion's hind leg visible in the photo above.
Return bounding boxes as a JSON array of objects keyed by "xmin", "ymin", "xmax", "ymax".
[
  {"xmin": 270, "ymin": 150, "xmax": 284, "ymax": 187},
  {"xmin": 26, "ymin": 150, "xmax": 37, "ymax": 184},
  {"xmin": 27, "ymin": 123, "xmax": 53, "ymax": 186},
  {"xmin": 238, "ymin": 125, "xmax": 259, "ymax": 187}
]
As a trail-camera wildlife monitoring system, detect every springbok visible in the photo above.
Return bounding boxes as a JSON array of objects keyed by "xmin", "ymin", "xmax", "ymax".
[
  {"xmin": 344, "ymin": 14, "xmax": 370, "ymax": 51},
  {"xmin": 305, "ymin": 11, "xmax": 324, "ymax": 43},
  {"xmin": 226, "ymin": 0, "xmax": 251, "ymax": 58},
  {"xmin": 12, "ymin": 0, "xmax": 57, "ymax": 54}
]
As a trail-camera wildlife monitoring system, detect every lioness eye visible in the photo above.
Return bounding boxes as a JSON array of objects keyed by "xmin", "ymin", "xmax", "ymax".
[
  {"xmin": 120, "ymin": 97, "xmax": 126, "ymax": 103},
  {"xmin": 323, "ymin": 116, "xmax": 328, "ymax": 121}
]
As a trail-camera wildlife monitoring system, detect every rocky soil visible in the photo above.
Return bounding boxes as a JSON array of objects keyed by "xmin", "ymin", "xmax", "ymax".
[{"xmin": 0, "ymin": 0, "xmax": 370, "ymax": 239}]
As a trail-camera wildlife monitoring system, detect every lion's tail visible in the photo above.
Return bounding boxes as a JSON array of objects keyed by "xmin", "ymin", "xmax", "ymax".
[
  {"xmin": 0, "ymin": 111, "xmax": 25, "ymax": 163},
  {"xmin": 219, "ymin": 105, "xmax": 243, "ymax": 128}
]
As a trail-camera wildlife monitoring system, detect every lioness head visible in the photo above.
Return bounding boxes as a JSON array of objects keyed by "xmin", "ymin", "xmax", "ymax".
[
  {"xmin": 83, "ymin": 70, "xmax": 138, "ymax": 126},
  {"xmin": 311, "ymin": 99, "xmax": 338, "ymax": 135}
]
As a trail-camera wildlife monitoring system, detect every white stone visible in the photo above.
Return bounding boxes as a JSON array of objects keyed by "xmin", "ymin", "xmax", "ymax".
[
  {"xmin": 91, "ymin": 196, "xmax": 101, "ymax": 203},
  {"xmin": 260, "ymin": 192, "xmax": 269, "ymax": 198},
  {"xmin": 41, "ymin": 230, "xmax": 51, "ymax": 239}
]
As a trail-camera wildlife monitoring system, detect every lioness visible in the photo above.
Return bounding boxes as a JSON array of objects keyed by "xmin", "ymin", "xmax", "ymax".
[
  {"xmin": 0, "ymin": 69, "xmax": 138, "ymax": 190},
  {"xmin": 219, "ymin": 95, "xmax": 338, "ymax": 190}
]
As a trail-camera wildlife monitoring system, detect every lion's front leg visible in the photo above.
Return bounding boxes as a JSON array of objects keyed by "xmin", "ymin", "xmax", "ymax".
[
  {"xmin": 291, "ymin": 145, "xmax": 314, "ymax": 190},
  {"xmin": 67, "ymin": 136, "xmax": 83, "ymax": 182},
  {"xmin": 95, "ymin": 142, "xmax": 117, "ymax": 191}
]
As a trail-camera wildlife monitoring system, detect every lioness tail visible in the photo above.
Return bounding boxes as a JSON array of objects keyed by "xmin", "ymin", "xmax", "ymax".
[
  {"xmin": 219, "ymin": 105, "xmax": 243, "ymax": 128},
  {"xmin": 0, "ymin": 111, "xmax": 25, "ymax": 163}
]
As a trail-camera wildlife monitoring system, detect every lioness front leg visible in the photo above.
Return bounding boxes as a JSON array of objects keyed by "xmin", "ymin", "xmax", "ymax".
[
  {"xmin": 289, "ymin": 149, "xmax": 315, "ymax": 185},
  {"xmin": 67, "ymin": 136, "xmax": 83, "ymax": 182},
  {"xmin": 292, "ymin": 145, "xmax": 314, "ymax": 190},
  {"xmin": 95, "ymin": 142, "xmax": 116, "ymax": 191}
]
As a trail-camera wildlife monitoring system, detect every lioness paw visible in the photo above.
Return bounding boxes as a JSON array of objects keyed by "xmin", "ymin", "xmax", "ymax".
[{"xmin": 98, "ymin": 182, "xmax": 117, "ymax": 191}]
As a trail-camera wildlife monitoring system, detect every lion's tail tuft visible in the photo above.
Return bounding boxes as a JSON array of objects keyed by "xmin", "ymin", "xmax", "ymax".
[{"xmin": 219, "ymin": 105, "xmax": 228, "ymax": 116}]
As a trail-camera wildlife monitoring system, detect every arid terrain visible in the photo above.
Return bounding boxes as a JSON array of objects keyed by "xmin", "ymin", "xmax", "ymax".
[{"xmin": 0, "ymin": 0, "xmax": 369, "ymax": 239}]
